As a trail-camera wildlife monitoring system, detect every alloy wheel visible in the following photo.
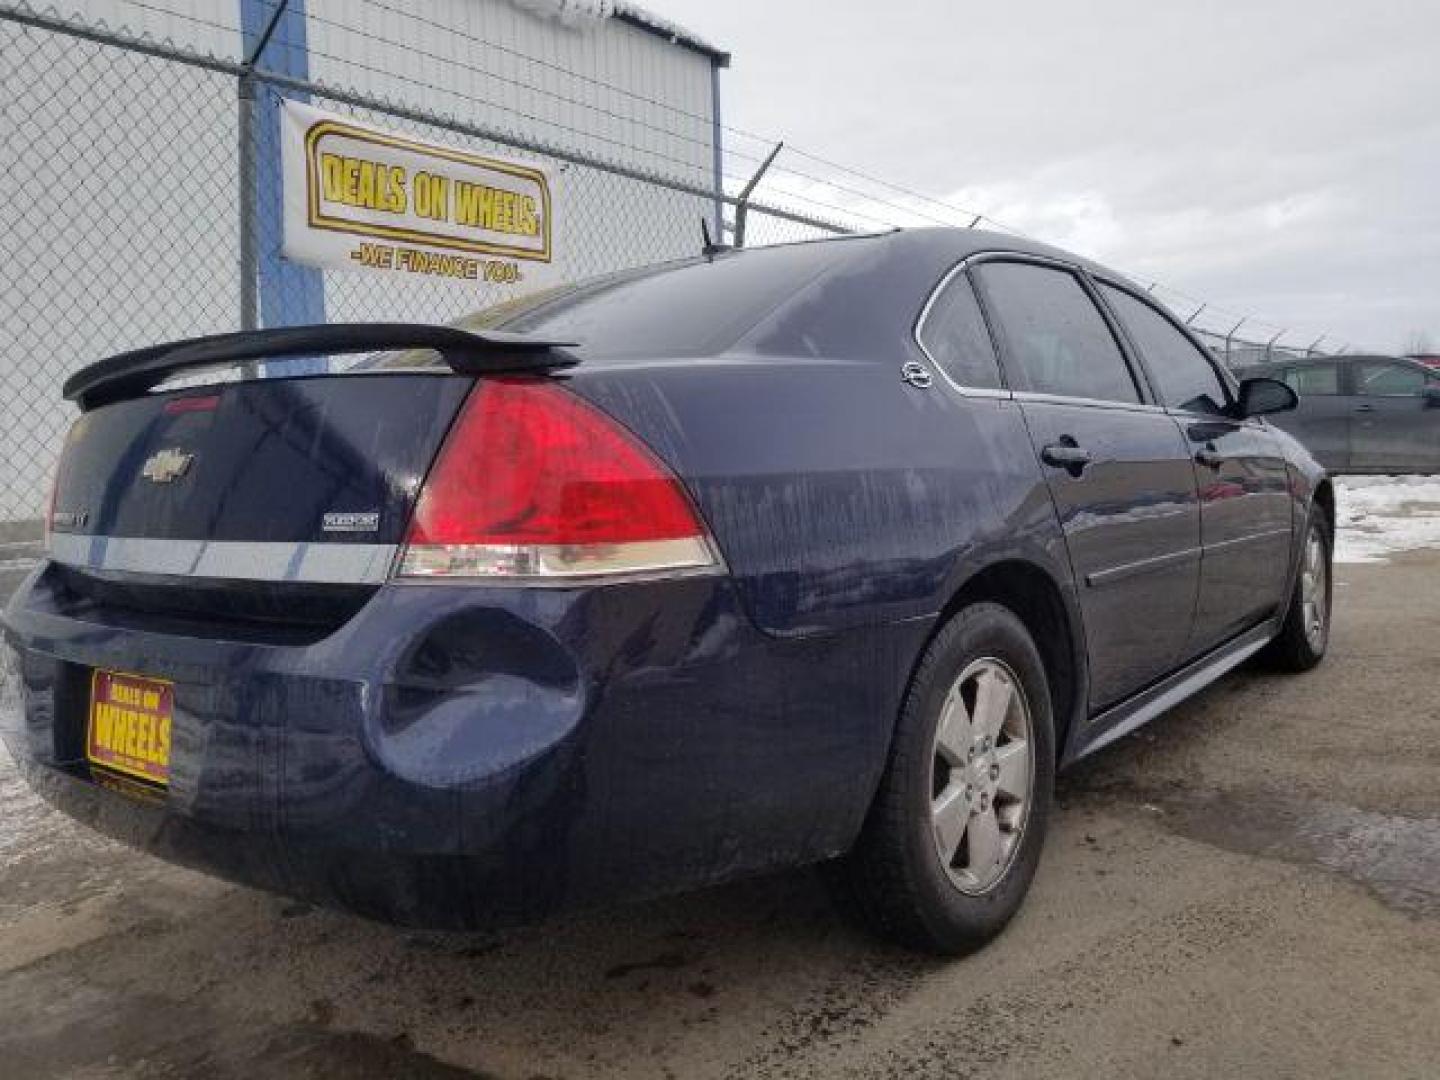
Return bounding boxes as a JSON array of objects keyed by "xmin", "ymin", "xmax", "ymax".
[
  {"xmin": 929, "ymin": 657, "xmax": 1034, "ymax": 895},
  {"xmin": 1301, "ymin": 524, "xmax": 1329, "ymax": 651}
]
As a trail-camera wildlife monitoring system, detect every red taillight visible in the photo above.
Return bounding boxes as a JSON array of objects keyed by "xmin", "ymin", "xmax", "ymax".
[
  {"xmin": 45, "ymin": 418, "xmax": 84, "ymax": 549},
  {"xmin": 163, "ymin": 394, "xmax": 220, "ymax": 415},
  {"xmin": 44, "ymin": 463, "xmax": 59, "ymax": 549},
  {"xmin": 397, "ymin": 379, "xmax": 719, "ymax": 580}
]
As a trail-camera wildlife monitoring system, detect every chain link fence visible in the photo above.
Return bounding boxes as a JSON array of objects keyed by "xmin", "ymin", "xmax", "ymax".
[
  {"xmin": 0, "ymin": 1, "xmax": 1348, "ymax": 532},
  {"xmin": 0, "ymin": 3, "xmax": 841, "ymax": 526}
]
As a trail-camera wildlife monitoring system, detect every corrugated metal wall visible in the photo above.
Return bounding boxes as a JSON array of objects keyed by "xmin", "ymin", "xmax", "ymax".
[
  {"xmin": 306, "ymin": 0, "xmax": 717, "ymax": 186},
  {"xmin": 34, "ymin": 0, "xmax": 719, "ymax": 172}
]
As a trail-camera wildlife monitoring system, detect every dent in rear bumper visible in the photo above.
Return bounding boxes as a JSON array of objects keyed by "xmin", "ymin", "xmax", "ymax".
[{"xmin": 1, "ymin": 568, "xmax": 922, "ymax": 927}]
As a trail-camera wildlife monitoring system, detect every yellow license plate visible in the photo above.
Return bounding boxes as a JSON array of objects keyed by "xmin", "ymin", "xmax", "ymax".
[{"xmin": 87, "ymin": 670, "xmax": 173, "ymax": 785}]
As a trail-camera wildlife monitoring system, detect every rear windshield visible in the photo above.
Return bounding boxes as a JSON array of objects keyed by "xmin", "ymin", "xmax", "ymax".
[
  {"xmin": 493, "ymin": 240, "xmax": 865, "ymax": 359},
  {"xmin": 357, "ymin": 239, "xmax": 866, "ymax": 369}
]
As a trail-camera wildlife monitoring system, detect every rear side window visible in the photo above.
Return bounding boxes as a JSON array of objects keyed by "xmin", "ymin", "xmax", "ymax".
[
  {"xmin": 916, "ymin": 270, "xmax": 1003, "ymax": 389},
  {"xmin": 1280, "ymin": 364, "xmax": 1340, "ymax": 395},
  {"xmin": 1356, "ymin": 360, "xmax": 1430, "ymax": 396},
  {"xmin": 974, "ymin": 262, "xmax": 1139, "ymax": 404},
  {"xmin": 1100, "ymin": 285, "xmax": 1228, "ymax": 415}
]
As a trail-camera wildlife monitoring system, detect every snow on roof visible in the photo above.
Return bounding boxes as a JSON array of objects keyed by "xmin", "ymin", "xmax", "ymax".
[
  {"xmin": 505, "ymin": 1, "xmax": 728, "ymax": 64},
  {"xmin": 614, "ymin": 3, "xmax": 729, "ymax": 64}
]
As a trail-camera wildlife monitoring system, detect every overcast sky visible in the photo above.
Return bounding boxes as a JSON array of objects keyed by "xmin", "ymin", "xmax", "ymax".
[{"xmin": 656, "ymin": 0, "xmax": 1439, "ymax": 353}]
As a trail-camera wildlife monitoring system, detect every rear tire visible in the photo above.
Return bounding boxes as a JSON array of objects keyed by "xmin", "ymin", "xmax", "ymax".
[
  {"xmin": 837, "ymin": 602, "xmax": 1055, "ymax": 955},
  {"xmin": 1259, "ymin": 504, "xmax": 1332, "ymax": 672}
]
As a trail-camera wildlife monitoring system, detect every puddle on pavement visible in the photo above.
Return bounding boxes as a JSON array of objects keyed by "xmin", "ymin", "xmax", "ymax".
[{"xmin": 1151, "ymin": 788, "xmax": 1440, "ymax": 918}]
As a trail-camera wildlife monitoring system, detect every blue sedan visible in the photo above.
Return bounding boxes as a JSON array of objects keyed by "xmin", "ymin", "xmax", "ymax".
[{"xmin": 0, "ymin": 229, "xmax": 1332, "ymax": 954}]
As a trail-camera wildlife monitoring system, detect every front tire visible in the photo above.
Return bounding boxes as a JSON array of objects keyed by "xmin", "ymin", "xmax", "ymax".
[
  {"xmin": 838, "ymin": 602, "xmax": 1055, "ymax": 955},
  {"xmin": 1260, "ymin": 504, "xmax": 1332, "ymax": 672}
]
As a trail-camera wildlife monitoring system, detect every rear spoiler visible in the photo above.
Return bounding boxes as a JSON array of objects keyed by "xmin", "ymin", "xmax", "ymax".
[{"xmin": 62, "ymin": 323, "xmax": 580, "ymax": 410}]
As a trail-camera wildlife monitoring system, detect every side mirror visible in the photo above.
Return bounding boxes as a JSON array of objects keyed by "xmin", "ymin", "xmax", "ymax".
[
  {"xmin": 1235, "ymin": 376, "xmax": 1299, "ymax": 418},
  {"xmin": 1423, "ymin": 385, "xmax": 1440, "ymax": 407}
]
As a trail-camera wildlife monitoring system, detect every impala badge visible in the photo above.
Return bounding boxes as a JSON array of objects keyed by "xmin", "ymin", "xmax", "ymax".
[
  {"xmin": 323, "ymin": 510, "xmax": 380, "ymax": 533},
  {"xmin": 141, "ymin": 448, "xmax": 194, "ymax": 484}
]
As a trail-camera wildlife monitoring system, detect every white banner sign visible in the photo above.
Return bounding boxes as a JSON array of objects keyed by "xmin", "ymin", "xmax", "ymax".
[{"xmin": 280, "ymin": 101, "xmax": 558, "ymax": 290}]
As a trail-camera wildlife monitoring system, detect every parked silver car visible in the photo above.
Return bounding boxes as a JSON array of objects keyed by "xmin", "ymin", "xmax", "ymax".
[{"xmin": 1236, "ymin": 354, "xmax": 1440, "ymax": 473}]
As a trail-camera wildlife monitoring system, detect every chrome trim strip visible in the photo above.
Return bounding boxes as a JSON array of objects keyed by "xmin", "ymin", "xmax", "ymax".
[
  {"xmin": 1203, "ymin": 527, "xmax": 1293, "ymax": 554},
  {"xmin": 1012, "ymin": 390, "xmax": 1167, "ymax": 414},
  {"xmin": 1085, "ymin": 546, "xmax": 1201, "ymax": 588},
  {"xmin": 47, "ymin": 534, "xmax": 398, "ymax": 584}
]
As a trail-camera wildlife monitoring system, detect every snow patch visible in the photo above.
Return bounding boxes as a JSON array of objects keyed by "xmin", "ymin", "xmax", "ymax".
[
  {"xmin": 0, "ymin": 750, "xmax": 61, "ymax": 860},
  {"xmin": 507, "ymin": 0, "xmax": 614, "ymax": 28},
  {"xmin": 1334, "ymin": 475, "xmax": 1440, "ymax": 564},
  {"xmin": 501, "ymin": 1, "xmax": 724, "ymax": 58}
]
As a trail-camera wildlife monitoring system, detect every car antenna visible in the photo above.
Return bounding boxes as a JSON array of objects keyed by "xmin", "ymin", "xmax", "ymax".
[{"xmin": 700, "ymin": 216, "xmax": 730, "ymax": 259}]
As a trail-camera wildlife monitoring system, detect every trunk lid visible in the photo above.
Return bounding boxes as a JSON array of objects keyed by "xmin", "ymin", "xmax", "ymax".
[
  {"xmin": 49, "ymin": 373, "xmax": 472, "ymax": 574},
  {"xmin": 47, "ymin": 322, "xmax": 578, "ymax": 574},
  {"xmin": 40, "ymin": 372, "xmax": 479, "ymax": 639}
]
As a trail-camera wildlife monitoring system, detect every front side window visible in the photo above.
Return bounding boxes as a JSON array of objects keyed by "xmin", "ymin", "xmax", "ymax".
[
  {"xmin": 1356, "ymin": 360, "xmax": 1430, "ymax": 397},
  {"xmin": 916, "ymin": 270, "xmax": 1003, "ymax": 390},
  {"xmin": 1101, "ymin": 285, "xmax": 1228, "ymax": 415},
  {"xmin": 973, "ymin": 262, "xmax": 1140, "ymax": 404},
  {"xmin": 1281, "ymin": 364, "xmax": 1341, "ymax": 395}
]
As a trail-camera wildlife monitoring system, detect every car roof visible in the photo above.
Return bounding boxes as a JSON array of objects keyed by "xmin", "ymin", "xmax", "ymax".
[
  {"xmin": 1235, "ymin": 354, "xmax": 1436, "ymax": 382},
  {"xmin": 1242, "ymin": 354, "xmax": 1410, "ymax": 370},
  {"xmin": 697, "ymin": 227, "xmax": 1138, "ymax": 286},
  {"xmin": 765, "ymin": 225, "xmax": 1156, "ymax": 334},
  {"xmin": 485, "ymin": 228, "xmax": 1168, "ymax": 364},
  {"xmin": 879, "ymin": 227, "xmax": 1134, "ymax": 281},
  {"xmin": 741, "ymin": 228, "xmax": 1155, "ymax": 361}
]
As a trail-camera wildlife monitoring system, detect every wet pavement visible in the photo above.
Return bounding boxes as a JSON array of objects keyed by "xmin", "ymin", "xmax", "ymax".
[
  {"xmin": 1, "ymin": 552, "xmax": 1438, "ymax": 1078},
  {"xmin": 1146, "ymin": 788, "xmax": 1439, "ymax": 918}
]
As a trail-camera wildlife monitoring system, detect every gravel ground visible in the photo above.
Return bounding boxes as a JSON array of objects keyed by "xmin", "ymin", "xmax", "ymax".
[{"xmin": 1, "ymin": 541, "xmax": 1437, "ymax": 1078}]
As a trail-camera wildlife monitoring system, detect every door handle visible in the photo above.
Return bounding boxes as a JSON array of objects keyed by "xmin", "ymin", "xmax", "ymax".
[
  {"xmin": 1195, "ymin": 445, "xmax": 1224, "ymax": 469},
  {"xmin": 1041, "ymin": 441, "xmax": 1093, "ymax": 473},
  {"xmin": 1353, "ymin": 403, "xmax": 1375, "ymax": 413}
]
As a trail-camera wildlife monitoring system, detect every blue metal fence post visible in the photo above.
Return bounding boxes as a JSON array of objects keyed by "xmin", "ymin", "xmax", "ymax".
[
  {"xmin": 709, "ymin": 58, "xmax": 724, "ymax": 242},
  {"xmin": 240, "ymin": 0, "xmax": 326, "ymax": 373}
]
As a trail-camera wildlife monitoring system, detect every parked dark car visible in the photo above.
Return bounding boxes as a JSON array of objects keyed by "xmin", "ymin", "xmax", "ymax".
[
  {"xmin": 1236, "ymin": 354, "xmax": 1440, "ymax": 472},
  {"xmin": 0, "ymin": 229, "xmax": 1332, "ymax": 954}
]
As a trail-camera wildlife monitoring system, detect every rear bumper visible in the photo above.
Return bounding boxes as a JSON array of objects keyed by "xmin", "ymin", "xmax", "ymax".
[
  {"xmin": 2, "ymin": 562, "xmax": 916, "ymax": 927},
  {"xmin": 8, "ymin": 754, "xmax": 503, "ymax": 926}
]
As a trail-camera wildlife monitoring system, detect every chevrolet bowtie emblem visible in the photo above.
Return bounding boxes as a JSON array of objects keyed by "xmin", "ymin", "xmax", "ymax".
[{"xmin": 141, "ymin": 448, "xmax": 195, "ymax": 484}]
